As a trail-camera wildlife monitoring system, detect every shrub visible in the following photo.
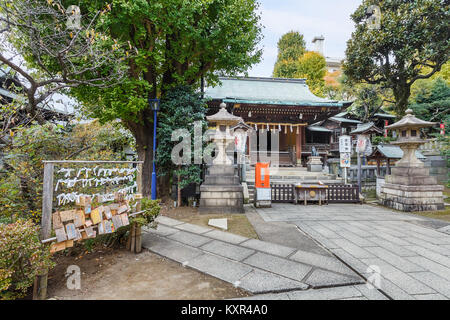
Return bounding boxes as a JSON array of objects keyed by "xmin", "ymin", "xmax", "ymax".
[
  {"xmin": 130, "ymin": 198, "xmax": 160, "ymax": 227},
  {"xmin": 0, "ymin": 219, "xmax": 54, "ymax": 300}
]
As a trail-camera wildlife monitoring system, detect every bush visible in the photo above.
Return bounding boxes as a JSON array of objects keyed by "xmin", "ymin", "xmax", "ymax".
[
  {"xmin": 0, "ymin": 219, "xmax": 54, "ymax": 300},
  {"xmin": 0, "ymin": 121, "xmax": 135, "ymax": 223},
  {"xmin": 130, "ymin": 198, "xmax": 160, "ymax": 227}
]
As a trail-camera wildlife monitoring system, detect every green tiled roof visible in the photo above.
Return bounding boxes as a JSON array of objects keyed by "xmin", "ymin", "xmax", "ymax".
[
  {"xmin": 205, "ymin": 77, "xmax": 350, "ymax": 107},
  {"xmin": 307, "ymin": 126, "xmax": 332, "ymax": 133},
  {"xmin": 330, "ymin": 117, "xmax": 362, "ymax": 124},
  {"xmin": 350, "ymin": 122, "xmax": 383, "ymax": 134},
  {"xmin": 374, "ymin": 144, "xmax": 426, "ymax": 159}
]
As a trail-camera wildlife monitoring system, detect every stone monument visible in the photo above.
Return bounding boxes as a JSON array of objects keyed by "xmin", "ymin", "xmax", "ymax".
[
  {"xmin": 199, "ymin": 103, "xmax": 245, "ymax": 214},
  {"xmin": 307, "ymin": 146, "xmax": 323, "ymax": 172},
  {"xmin": 380, "ymin": 109, "xmax": 444, "ymax": 211}
]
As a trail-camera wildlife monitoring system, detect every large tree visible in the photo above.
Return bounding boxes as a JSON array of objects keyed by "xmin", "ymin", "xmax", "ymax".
[
  {"xmin": 344, "ymin": 0, "xmax": 450, "ymax": 116},
  {"xmin": 0, "ymin": 0, "xmax": 127, "ymax": 128},
  {"xmin": 67, "ymin": 0, "xmax": 263, "ymax": 196},
  {"xmin": 273, "ymin": 31, "xmax": 306, "ymax": 76},
  {"xmin": 273, "ymin": 31, "xmax": 326, "ymax": 96}
]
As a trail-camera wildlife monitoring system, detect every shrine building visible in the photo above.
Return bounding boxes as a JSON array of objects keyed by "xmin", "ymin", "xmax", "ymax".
[{"xmin": 204, "ymin": 77, "xmax": 353, "ymax": 166}]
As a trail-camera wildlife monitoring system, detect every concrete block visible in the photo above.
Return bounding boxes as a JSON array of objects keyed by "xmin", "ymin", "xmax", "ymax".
[
  {"xmin": 243, "ymin": 252, "xmax": 312, "ymax": 282},
  {"xmin": 203, "ymin": 229, "xmax": 248, "ymax": 244},
  {"xmin": 174, "ymin": 223, "xmax": 213, "ymax": 234},
  {"xmin": 201, "ymin": 240, "xmax": 255, "ymax": 261},
  {"xmin": 289, "ymin": 249, "xmax": 356, "ymax": 276},
  {"xmin": 144, "ymin": 224, "xmax": 179, "ymax": 237},
  {"xmin": 168, "ymin": 231, "xmax": 212, "ymax": 247},
  {"xmin": 407, "ymin": 256, "xmax": 450, "ymax": 279},
  {"xmin": 142, "ymin": 233, "xmax": 204, "ymax": 263},
  {"xmin": 409, "ymin": 272, "xmax": 450, "ymax": 298},
  {"xmin": 238, "ymin": 269, "xmax": 308, "ymax": 294},
  {"xmin": 304, "ymin": 269, "xmax": 363, "ymax": 287},
  {"xmin": 353, "ymin": 284, "xmax": 389, "ymax": 300},
  {"xmin": 332, "ymin": 239, "xmax": 375, "ymax": 259},
  {"xmin": 156, "ymin": 215, "xmax": 185, "ymax": 226},
  {"xmin": 369, "ymin": 247, "xmax": 424, "ymax": 272},
  {"xmin": 240, "ymin": 239, "xmax": 297, "ymax": 257},
  {"xmin": 208, "ymin": 218, "xmax": 228, "ymax": 230},
  {"xmin": 187, "ymin": 253, "xmax": 253, "ymax": 284},
  {"xmin": 287, "ymin": 286, "xmax": 363, "ymax": 300}
]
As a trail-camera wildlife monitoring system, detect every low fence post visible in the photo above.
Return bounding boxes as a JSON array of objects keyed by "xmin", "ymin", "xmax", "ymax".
[
  {"xmin": 33, "ymin": 162, "xmax": 54, "ymax": 300},
  {"xmin": 134, "ymin": 163, "xmax": 143, "ymax": 253}
]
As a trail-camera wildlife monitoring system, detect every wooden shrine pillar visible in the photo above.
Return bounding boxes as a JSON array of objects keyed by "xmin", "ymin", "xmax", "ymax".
[{"xmin": 295, "ymin": 126, "xmax": 302, "ymax": 166}]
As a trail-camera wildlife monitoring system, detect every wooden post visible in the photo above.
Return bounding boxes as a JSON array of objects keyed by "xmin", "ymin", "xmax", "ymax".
[
  {"xmin": 134, "ymin": 163, "xmax": 143, "ymax": 253},
  {"xmin": 376, "ymin": 157, "xmax": 381, "ymax": 176},
  {"xmin": 33, "ymin": 163, "xmax": 54, "ymax": 300},
  {"xmin": 357, "ymin": 152, "xmax": 362, "ymax": 194},
  {"xmin": 295, "ymin": 127, "xmax": 302, "ymax": 166}
]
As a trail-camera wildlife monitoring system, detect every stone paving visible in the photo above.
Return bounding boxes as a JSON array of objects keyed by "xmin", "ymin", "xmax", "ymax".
[
  {"xmin": 254, "ymin": 204, "xmax": 450, "ymax": 300},
  {"xmin": 141, "ymin": 216, "xmax": 363, "ymax": 295}
]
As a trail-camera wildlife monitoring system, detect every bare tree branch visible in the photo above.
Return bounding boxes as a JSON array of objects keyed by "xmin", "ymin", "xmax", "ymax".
[{"xmin": 0, "ymin": 0, "xmax": 130, "ymax": 133}]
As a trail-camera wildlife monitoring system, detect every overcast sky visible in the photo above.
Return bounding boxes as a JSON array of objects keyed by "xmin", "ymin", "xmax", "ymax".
[{"xmin": 249, "ymin": 0, "xmax": 362, "ymax": 77}]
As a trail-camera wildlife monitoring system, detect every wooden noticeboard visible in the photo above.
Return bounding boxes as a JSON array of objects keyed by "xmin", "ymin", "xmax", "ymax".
[{"xmin": 35, "ymin": 160, "xmax": 144, "ymax": 300}]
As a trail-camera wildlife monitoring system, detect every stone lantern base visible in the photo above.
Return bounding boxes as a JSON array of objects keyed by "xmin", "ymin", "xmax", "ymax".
[
  {"xmin": 199, "ymin": 165, "xmax": 244, "ymax": 214},
  {"xmin": 380, "ymin": 166, "xmax": 444, "ymax": 212},
  {"xmin": 307, "ymin": 156, "xmax": 323, "ymax": 172}
]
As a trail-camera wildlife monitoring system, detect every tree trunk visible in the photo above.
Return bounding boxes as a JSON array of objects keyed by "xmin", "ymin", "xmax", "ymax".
[
  {"xmin": 126, "ymin": 119, "xmax": 154, "ymax": 197},
  {"xmin": 393, "ymin": 84, "xmax": 411, "ymax": 117}
]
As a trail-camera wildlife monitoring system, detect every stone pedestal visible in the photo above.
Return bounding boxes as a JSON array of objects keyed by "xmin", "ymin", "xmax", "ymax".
[
  {"xmin": 307, "ymin": 156, "xmax": 323, "ymax": 172},
  {"xmin": 199, "ymin": 165, "xmax": 244, "ymax": 214},
  {"xmin": 380, "ymin": 166, "xmax": 444, "ymax": 212},
  {"xmin": 379, "ymin": 109, "xmax": 444, "ymax": 212}
]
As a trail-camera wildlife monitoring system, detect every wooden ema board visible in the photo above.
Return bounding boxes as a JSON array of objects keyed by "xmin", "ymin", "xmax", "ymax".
[{"xmin": 49, "ymin": 194, "xmax": 132, "ymax": 253}]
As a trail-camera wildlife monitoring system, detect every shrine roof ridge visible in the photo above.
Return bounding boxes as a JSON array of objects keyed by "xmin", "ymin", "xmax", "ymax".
[
  {"xmin": 217, "ymin": 76, "xmax": 307, "ymax": 84},
  {"xmin": 205, "ymin": 76, "xmax": 353, "ymax": 108}
]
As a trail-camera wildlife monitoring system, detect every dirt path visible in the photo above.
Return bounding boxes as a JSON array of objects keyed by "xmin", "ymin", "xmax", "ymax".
[{"xmin": 47, "ymin": 248, "xmax": 249, "ymax": 300}]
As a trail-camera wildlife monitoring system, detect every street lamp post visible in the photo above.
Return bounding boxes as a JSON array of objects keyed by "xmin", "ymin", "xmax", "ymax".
[{"xmin": 149, "ymin": 98, "xmax": 160, "ymax": 200}]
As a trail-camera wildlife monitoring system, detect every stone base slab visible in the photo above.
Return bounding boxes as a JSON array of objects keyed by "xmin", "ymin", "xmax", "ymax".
[
  {"xmin": 382, "ymin": 183, "xmax": 444, "ymax": 192},
  {"xmin": 380, "ymin": 182, "xmax": 444, "ymax": 212},
  {"xmin": 307, "ymin": 164, "xmax": 323, "ymax": 172},
  {"xmin": 391, "ymin": 166, "xmax": 430, "ymax": 176},
  {"xmin": 386, "ymin": 175, "xmax": 437, "ymax": 185},
  {"xmin": 380, "ymin": 198, "xmax": 444, "ymax": 212}
]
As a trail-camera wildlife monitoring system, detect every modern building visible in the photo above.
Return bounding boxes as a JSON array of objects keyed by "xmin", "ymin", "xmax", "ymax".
[{"xmin": 311, "ymin": 36, "xmax": 343, "ymax": 73}]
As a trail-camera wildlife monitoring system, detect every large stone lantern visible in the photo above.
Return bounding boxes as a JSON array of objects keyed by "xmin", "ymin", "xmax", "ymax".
[
  {"xmin": 206, "ymin": 103, "xmax": 243, "ymax": 165},
  {"xmin": 199, "ymin": 103, "xmax": 245, "ymax": 214},
  {"xmin": 380, "ymin": 109, "xmax": 444, "ymax": 211}
]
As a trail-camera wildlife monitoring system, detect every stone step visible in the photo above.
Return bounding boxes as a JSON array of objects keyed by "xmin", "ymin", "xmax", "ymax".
[{"xmin": 204, "ymin": 175, "xmax": 240, "ymax": 185}]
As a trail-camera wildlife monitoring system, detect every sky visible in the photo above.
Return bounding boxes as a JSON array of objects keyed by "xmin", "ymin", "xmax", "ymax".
[{"xmin": 249, "ymin": 0, "xmax": 362, "ymax": 77}]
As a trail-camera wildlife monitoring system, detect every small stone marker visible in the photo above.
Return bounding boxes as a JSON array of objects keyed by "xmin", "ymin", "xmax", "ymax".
[{"xmin": 208, "ymin": 218, "xmax": 228, "ymax": 230}]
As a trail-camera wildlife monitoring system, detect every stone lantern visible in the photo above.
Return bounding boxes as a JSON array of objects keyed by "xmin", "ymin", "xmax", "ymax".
[
  {"xmin": 206, "ymin": 102, "xmax": 243, "ymax": 165},
  {"xmin": 199, "ymin": 103, "xmax": 245, "ymax": 214},
  {"xmin": 380, "ymin": 109, "xmax": 444, "ymax": 211}
]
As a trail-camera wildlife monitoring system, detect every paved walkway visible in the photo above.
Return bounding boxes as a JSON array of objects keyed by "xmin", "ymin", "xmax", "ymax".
[
  {"xmin": 254, "ymin": 204, "xmax": 450, "ymax": 300},
  {"xmin": 141, "ymin": 216, "xmax": 365, "ymax": 296}
]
